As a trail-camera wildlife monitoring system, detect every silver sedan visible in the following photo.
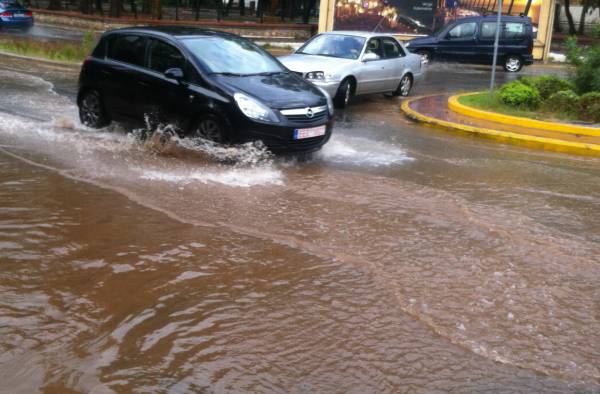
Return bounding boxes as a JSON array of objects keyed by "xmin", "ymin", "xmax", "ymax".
[{"xmin": 279, "ymin": 31, "xmax": 424, "ymax": 109}]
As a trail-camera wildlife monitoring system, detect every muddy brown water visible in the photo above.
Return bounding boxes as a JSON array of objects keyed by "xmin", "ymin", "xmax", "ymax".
[{"xmin": 1, "ymin": 59, "xmax": 599, "ymax": 393}]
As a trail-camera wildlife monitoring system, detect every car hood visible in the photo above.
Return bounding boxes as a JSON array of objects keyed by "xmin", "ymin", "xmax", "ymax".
[
  {"xmin": 407, "ymin": 36, "xmax": 438, "ymax": 46},
  {"xmin": 279, "ymin": 54, "xmax": 356, "ymax": 74},
  {"xmin": 214, "ymin": 72, "xmax": 326, "ymax": 110}
]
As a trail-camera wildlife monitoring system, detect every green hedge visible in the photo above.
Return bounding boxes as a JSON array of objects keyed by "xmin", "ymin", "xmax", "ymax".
[
  {"xmin": 499, "ymin": 81, "xmax": 541, "ymax": 109},
  {"xmin": 543, "ymin": 90, "xmax": 579, "ymax": 116},
  {"xmin": 578, "ymin": 92, "xmax": 600, "ymax": 123}
]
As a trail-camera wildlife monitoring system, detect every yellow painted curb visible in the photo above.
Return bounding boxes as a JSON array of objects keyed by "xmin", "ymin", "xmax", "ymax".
[
  {"xmin": 449, "ymin": 93, "xmax": 600, "ymax": 138},
  {"xmin": 401, "ymin": 97, "xmax": 600, "ymax": 157}
]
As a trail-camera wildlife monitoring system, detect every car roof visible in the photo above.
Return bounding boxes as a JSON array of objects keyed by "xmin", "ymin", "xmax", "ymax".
[
  {"xmin": 320, "ymin": 31, "xmax": 399, "ymax": 39},
  {"xmin": 448, "ymin": 15, "xmax": 532, "ymax": 23},
  {"xmin": 105, "ymin": 25, "xmax": 237, "ymax": 40}
]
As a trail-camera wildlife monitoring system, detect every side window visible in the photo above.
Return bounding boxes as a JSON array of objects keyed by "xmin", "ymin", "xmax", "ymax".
[
  {"xmin": 149, "ymin": 39, "xmax": 186, "ymax": 74},
  {"xmin": 504, "ymin": 22, "xmax": 525, "ymax": 39},
  {"xmin": 382, "ymin": 37, "xmax": 405, "ymax": 58},
  {"xmin": 447, "ymin": 22, "xmax": 477, "ymax": 39},
  {"xmin": 366, "ymin": 38, "xmax": 384, "ymax": 59},
  {"xmin": 107, "ymin": 35, "xmax": 147, "ymax": 67},
  {"xmin": 480, "ymin": 22, "xmax": 498, "ymax": 39}
]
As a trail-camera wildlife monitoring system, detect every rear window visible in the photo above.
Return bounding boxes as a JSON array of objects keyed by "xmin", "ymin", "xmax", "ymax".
[
  {"xmin": 0, "ymin": 1, "xmax": 23, "ymax": 7},
  {"xmin": 480, "ymin": 22, "xmax": 526, "ymax": 39},
  {"xmin": 107, "ymin": 35, "xmax": 147, "ymax": 67}
]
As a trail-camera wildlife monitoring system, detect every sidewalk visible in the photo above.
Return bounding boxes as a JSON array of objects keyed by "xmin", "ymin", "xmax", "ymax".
[{"xmin": 402, "ymin": 94, "xmax": 600, "ymax": 156}]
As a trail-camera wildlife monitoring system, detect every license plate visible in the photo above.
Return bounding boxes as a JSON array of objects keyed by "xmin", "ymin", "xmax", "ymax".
[
  {"xmin": 293, "ymin": 125, "xmax": 326, "ymax": 140},
  {"xmin": 13, "ymin": 13, "xmax": 25, "ymax": 17}
]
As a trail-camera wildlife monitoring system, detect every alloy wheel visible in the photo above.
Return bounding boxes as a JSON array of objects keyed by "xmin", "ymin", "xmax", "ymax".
[
  {"xmin": 505, "ymin": 57, "xmax": 522, "ymax": 72},
  {"xmin": 400, "ymin": 75, "xmax": 412, "ymax": 96},
  {"xmin": 195, "ymin": 118, "xmax": 224, "ymax": 143},
  {"xmin": 344, "ymin": 82, "xmax": 352, "ymax": 106},
  {"xmin": 81, "ymin": 93, "xmax": 101, "ymax": 127}
]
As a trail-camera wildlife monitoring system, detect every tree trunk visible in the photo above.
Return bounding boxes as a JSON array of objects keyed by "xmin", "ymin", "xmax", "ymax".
[
  {"xmin": 80, "ymin": 0, "xmax": 92, "ymax": 12},
  {"xmin": 225, "ymin": 0, "xmax": 234, "ymax": 16},
  {"xmin": 239, "ymin": 0, "xmax": 245, "ymax": 15},
  {"xmin": 109, "ymin": 0, "xmax": 121, "ymax": 16},
  {"xmin": 47, "ymin": 0, "xmax": 62, "ymax": 10},
  {"xmin": 554, "ymin": 3, "xmax": 561, "ymax": 32},
  {"xmin": 149, "ymin": 0, "xmax": 161, "ymax": 19},
  {"xmin": 302, "ymin": 0, "xmax": 314, "ymax": 23},
  {"xmin": 577, "ymin": 2, "xmax": 589, "ymax": 35},
  {"xmin": 564, "ymin": 0, "xmax": 576, "ymax": 35}
]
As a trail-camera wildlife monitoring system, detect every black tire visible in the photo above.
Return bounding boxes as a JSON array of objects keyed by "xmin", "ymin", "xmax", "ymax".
[
  {"xmin": 503, "ymin": 55, "xmax": 523, "ymax": 72},
  {"xmin": 333, "ymin": 78, "xmax": 354, "ymax": 109},
  {"xmin": 79, "ymin": 90, "xmax": 110, "ymax": 128},
  {"xmin": 190, "ymin": 114, "xmax": 228, "ymax": 143},
  {"xmin": 416, "ymin": 49, "xmax": 432, "ymax": 65},
  {"xmin": 393, "ymin": 74, "xmax": 413, "ymax": 97}
]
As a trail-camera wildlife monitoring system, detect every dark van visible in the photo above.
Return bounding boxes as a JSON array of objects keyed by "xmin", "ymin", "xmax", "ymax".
[
  {"xmin": 405, "ymin": 15, "xmax": 534, "ymax": 72},
  {"xmin": 77, "ymin": 26, "xmax": 334, "ymax": 154}
]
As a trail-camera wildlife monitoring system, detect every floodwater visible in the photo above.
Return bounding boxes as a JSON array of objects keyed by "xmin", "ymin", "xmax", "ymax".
[{"xmin": 1, "ymin": 56, "xmax": 600, "ymax": 393}]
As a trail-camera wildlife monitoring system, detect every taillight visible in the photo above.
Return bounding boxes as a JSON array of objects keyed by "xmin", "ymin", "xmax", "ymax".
[
  {"xmin": 0, "ymin": 11, "xmax": 11, "ymax": 16},
  {"xmin": 83, "ymin": 56, "xmax": 93, "ymax": 66},
  {"xmin": 25, "ymin": 10, "xmax": 33, "ymax": 16}
]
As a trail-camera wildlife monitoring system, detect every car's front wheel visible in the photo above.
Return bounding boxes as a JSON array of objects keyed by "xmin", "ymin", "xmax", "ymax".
[
  {"xmin": 191, "ymin": 114, "xmax": 228, "ymax": 143},
  {"xmin": 503, "ymin": 55, "xmax": 523, "ymax": 72},
  {"xmin": 79, "ymin": 90, "xmax": 110, "ymax": 128},
  {"xmin": 394, "ymin": 74, "xmax": 413, "ymax": 97},
  {"xmin": 333, "ymin": 78, "xmax": 354, "ymax": 109}
]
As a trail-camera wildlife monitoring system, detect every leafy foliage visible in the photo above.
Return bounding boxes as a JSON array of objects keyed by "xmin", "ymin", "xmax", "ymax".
[
  {"xmin": 498, "ymin": 81, "xmax": 541, "ymax": 109},
  {"xmin": 578, "ymin": 92, "xmax": 600, "ymax": 122},
  {"xmin": 566, "ymin": 35, "xmax": 600, "ymax": 94},
  {"xmin": 543, "ymin": 90, "xmax": 580, "ymax": 116},
  {"xmin": 531, "ymin": 76, "xmax": 576, "ymax": 100}
]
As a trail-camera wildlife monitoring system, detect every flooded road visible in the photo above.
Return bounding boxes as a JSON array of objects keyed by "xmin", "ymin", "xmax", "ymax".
[{"xmin": 1, "ymin": 54, "xmax": 599, "ymax": 393}]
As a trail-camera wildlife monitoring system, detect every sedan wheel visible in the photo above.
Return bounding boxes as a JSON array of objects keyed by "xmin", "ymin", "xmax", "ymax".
[
  {"xmin": 394, "ymin": 75, "xmax": 413, "ymax": 97},
  {"xmin": 333, "ymin": 79, "xmax": 354, "ymax": 109},
  {"xmin": 504, "ymin": 55, "xmax": 523, "ymax": 72},
  {"xmin": 79, "ymin": 90, "xmax": 109, "ymax": 128}
]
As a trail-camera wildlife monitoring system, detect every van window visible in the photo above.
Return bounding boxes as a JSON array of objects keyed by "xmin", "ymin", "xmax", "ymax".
[
  {"xmin": 504, "ymin": 22, "xmax": 525, "ymax": 39},
  {"xmin": 382, "ymin": 37, "xmax": 405, "ymax": 58},
  {"xmin": 447, "ymin": 22, "xmax": 477, "ymax": 39},
  {"xmin": 480, "ymin": 22, "xmax": 498, "ymax": 39},
  {"xmin": 107, "ymin": 35, "xmax": 147, "ymax": 67},
  {"xmin": 149, "ymin": 39, "xmax": 185, "ymax": 74}
]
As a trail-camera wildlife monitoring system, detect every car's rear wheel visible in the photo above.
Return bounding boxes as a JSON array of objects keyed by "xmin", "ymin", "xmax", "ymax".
[
  {"xmin": 394, "ymin": 74, "xmax": 413, "ymax": 97},
  {"xmin": 333, "ymin": 78, "xmax": 354, "ymax": 109},
  {"xmin": 79, "ymin": 90, "xmax": 110, "ymax": 128},
  {"xmin": 191, "ymin": 114, "xmax": 227, "ymax": 143},
  {"xmin": 503, "ymin": 55, "xmax": 523, "ymax": 72},
  {"xmin": 417, "ymin": 49, "xmax": 432, "ymax": 65}
]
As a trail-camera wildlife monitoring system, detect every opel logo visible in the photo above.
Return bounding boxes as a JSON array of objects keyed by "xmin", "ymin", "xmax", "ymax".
[{"xmin": 306, "ymin": 107, "xmax": 314, "ymax": 119}]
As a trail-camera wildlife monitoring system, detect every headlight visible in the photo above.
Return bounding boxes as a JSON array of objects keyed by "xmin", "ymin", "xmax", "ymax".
[
  {"xmin": 234, "ymin": 92, "xmax": 279, "ymax": 123},
  {"xmin": 316, "ymin": 86, "xmax": 334, "ymax": 116},
  {"xmin": 306, "ymin": 71, "xmax": 325, "ymax": 80}
]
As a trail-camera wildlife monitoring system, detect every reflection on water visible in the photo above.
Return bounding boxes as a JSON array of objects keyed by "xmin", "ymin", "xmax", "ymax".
[{"xmin": 1, "ymin": 68, "xmax": 599, "ymax": 392}]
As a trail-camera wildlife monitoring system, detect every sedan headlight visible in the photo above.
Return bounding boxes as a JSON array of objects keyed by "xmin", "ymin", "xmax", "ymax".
[
  {"xmin": 234, "ymin": 92, "xmax": 279, "ymax": 123},
  {"xmin": 306, "ymin": 71, "xmax": 325, "ymax": 80}
]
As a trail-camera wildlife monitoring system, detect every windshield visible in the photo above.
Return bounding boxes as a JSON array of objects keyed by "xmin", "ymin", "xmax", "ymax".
[
  {"xmin": 297, "ymin": 34, "xmax": 366, "ymax": 60},
  {"xmin": 182, "ymin": 36, "xmax": 285, "ymax": 76}
]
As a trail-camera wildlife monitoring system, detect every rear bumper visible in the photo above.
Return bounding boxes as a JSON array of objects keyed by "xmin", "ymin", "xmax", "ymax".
[
  {"xmin": 522, "ymin": 54, "xmax": 534, "ymax": 65},
  {"xmin": 0, "ymin": 17, "xmax": 34, "ymax": 27}
]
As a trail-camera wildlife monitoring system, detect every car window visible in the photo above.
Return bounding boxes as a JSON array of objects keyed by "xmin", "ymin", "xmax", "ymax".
[
  {"xmin": 366, "ymin": 38, "xmax": 384, "ymax": 59},
  {"xmin": 504, "ymin": 22, "xmax": 525, "ymax": 39},
  {"xmin": 149, "ymin": 39, "xmax": 185, "ymax": 74},
  {"xmin": 107, "ymin": 35, "xmax": 147, "ymax": 67},
  {"xmin": 297, "ymin": 34, "xmax": 365, "ymax": 60},
  {"xmin": 382, "ymin": 37, "xmax": 404, "ymax": 58},
  {"xmin": 447, "ymin": 22, "xmax": 477, "ymax": 39},
  {"xmin": 0, "ymin": 1, "xmax": 23, "ymax": 7},
  {"xmin": 480, "ymin": 22, "xmax": 498, "ymax": 39}
]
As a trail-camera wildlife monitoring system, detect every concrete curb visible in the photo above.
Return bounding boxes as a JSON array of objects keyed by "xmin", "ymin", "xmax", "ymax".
[
  {"xmin": 449, "ymin": 93, "xmax": 600, "ymax": 137},
  {"xmin": 0, "ymin": 50, "xmax": 81, "ymax": 69},
  {"xmin": 401, "ymin": 97, "xmax": 600, "ymax": 157}
]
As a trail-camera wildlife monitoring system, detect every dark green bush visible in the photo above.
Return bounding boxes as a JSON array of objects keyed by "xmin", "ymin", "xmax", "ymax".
[
  {"xmin": 543, "ymin": 90, "xmax": 579, "ymax": 116},
  {"xmin": 566, "ymin": 37, "xmax": 600, "ymax": 94},
  {"xmin": 578, "ymin": 92, "xmax": 600, "ymax": 123},
  {"xmin": 499, "ymin": 81, "xmax": 541, "ymax": 109},
  {"xmin": 532, "ymin": 76, "xmax": 575, "ymax": 100},
  {"xmin": 517, "ymin": 75, "xmax": 536, "ymax": 87}
]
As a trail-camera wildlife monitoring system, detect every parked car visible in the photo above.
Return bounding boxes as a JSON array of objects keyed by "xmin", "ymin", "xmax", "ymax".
[
  {"xmin": 279, "ymin": 31, "xmax": 424, "ymax": 108},
  {"xmin": 405, "ymin": 15, "xmax": 534, "ymax": 72},
  {"xmin": 0, "ymin": 0, "xmax": 33, "ymax": 30},
  {"xmin": 78, "ymin": 27, "xmax": 334, "ymax": 154}
]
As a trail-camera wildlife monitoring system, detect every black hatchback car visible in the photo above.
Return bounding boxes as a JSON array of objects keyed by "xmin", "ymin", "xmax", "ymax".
[
  {"xmin": 405, "ymin": 15, "xmax": 534, "ymax": 72},
  {"xmin": 77, "ymin": 26, "xmax": 334, "ymax": 154}
]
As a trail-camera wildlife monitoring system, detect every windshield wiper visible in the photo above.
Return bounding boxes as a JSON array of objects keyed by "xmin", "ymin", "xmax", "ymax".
[
  {"xmin": 210, "ymin": 72, "xmax": 244, "ymax": 77},
  {"xmin": 248, "ymin": 71, "xmax": 288, "ymax": 76}
]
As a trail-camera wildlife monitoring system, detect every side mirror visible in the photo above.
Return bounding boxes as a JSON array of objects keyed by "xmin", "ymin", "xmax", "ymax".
[
  {"xmin": 164, "ymin": 67, "xmax": 184, "ymax": 81},
  {"xmin": 362, "ymin": 52, "xmax": 379, "ymax": 62}
]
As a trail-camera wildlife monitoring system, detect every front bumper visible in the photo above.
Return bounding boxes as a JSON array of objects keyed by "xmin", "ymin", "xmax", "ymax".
[
  {"xmin": 309, "ymin": 80, "xmax": 340, "ymax": 98},
  {"xmin": 0, "ymin": 17, "xmax": 33, "ymax": 28},
  {"xmin": 232, "ymin": 116, "xmax": 334, "ymax": 155}
]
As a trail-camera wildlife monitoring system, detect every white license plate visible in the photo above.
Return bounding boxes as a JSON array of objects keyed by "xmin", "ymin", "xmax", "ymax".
[
  {"xmin": 293, "ymin": 125, "xmax": 326, "ymax": 140},
  {"xmin": 13, "ymin": 13, "xmax": 25, "ymax": 17}
]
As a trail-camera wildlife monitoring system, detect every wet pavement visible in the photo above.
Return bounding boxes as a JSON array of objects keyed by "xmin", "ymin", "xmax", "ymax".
[{"xmin": 1, "ymin": 51, "xmax": 600, "ymax": 393}]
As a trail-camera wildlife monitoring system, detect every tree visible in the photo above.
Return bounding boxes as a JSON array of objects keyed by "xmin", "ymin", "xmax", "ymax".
[
  {"xmin": 578, "ymin": 0, "xmax": 600, "ymax": 35},
  {"xmin": 80, "ymin": 0, "xmax": 92, "ymax": 13},
  {"xmin": 563, "ymin": 0, "xmax": 576, "ymax": 35},
  {"xmin": 47, "ymin": 0, "xmax": 61, "ymax": 10},
  {"xmin": 149, "ymin": 0, "xmax": 162, "ymax": 18},
  {"xmin": 302, "ymin": 0, "xmax": 315, "ymax": 23}
]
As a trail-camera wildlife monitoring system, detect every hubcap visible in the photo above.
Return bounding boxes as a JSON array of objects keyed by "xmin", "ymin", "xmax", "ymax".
[
  {"xmin": 344, "ymin": 83, "xmax": 351, "ymax": 105},
  {"xmin": 506, "ymin": 57, "xmax": 521, "ymax": 72},
  {"xmin": 400, "ymin": 76, "xmax": 411, "ymax": 96},
  {"xmin": 195, "ymin": 119, "xmax": 223, "ymax": 142},
  {"xmin": 81, "ymin": 93, "xmax": 100, "ymax": 126}
]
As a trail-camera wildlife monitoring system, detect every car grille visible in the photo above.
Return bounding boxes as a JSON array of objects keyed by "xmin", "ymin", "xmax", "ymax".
[
  {"xmin": 284, "ymin": 111, "xmax": 328, "ymax": 124},
  {"xmin": 280, "ymin": 105, "xmax": 328, "ymax": 125}
]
